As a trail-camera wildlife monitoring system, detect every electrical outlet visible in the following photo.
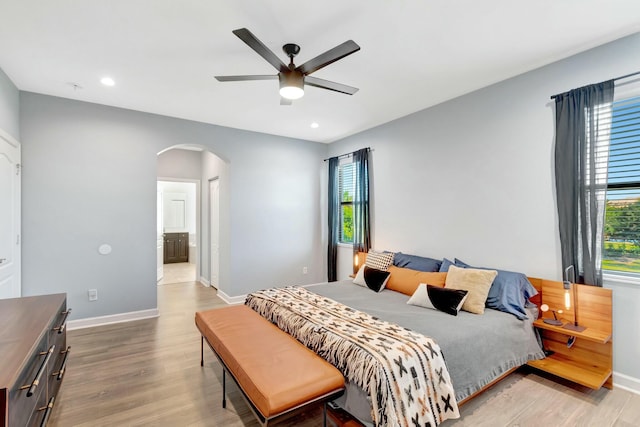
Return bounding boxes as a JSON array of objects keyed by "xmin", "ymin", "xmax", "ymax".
[
  {"xmin": 302, "ymin": 266, "xmax": 308, "ymax": 275},
  {"xmin": 88, "ymin": 289, "xmax": 98, "ymax": 301}
]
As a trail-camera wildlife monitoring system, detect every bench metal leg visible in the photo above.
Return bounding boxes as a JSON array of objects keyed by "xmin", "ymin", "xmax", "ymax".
[
  {"xmin": 200, "ymin": 336, "xmax": 204, "ymax": 367},
  {"xmin": 323, "ymin": 402, "xmax": 327, "ymax": 427},
  {"xmin": 222, "ymin": 369, "xmax": 226, "ymax": 408}
]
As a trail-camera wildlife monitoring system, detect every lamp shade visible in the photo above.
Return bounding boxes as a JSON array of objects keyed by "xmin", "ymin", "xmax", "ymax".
[
  {"xmin": 564, "ymin": 281, "xmax": 571, "ymax": 309},
  {"xmin": 279, "ymin": 71, "xmax": 304, "ymax": 100}
]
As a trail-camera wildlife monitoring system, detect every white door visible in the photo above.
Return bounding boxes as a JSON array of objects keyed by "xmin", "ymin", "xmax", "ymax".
[
  {"xmin": 156, "ymin": 187, "xmax": 164, "ymax": 282},
  {"xmin": 209, "ymin": 179, "xmax": 220, "ymax": 289},
  {"xmin": 0, "ymin": 131, "xmax": 21, "ymax": 299}
]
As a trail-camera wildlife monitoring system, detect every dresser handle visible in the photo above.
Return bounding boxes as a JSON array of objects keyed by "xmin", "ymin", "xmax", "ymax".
[
  {"xmin": 20, "ymin": 345, "xmax": 55, "ymax": 396},
  {"xmin": 53, "ymin": 346, "xmax": 71, "ymax": 380},
  {"xmin": 38, "ymin": 396, "xmax": 55, "ymax": 427},
  {"xmin": 53, "ymin": 309, "xmax": 72, "ymax": 334}
]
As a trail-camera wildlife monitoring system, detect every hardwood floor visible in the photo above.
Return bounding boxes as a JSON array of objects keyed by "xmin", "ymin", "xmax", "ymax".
[{"xmin": 49, "ymin": 281, "xmax": 640, "ymax": 426}]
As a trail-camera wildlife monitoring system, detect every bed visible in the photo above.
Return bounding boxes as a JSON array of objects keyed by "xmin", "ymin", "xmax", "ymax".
[
  {"xmin": 306, "ymin": 279, "xmax": 545, "ymax": 424},
  {"xmin": 245, "ymin": 253, "xmax": 546, "ymax": 426}
]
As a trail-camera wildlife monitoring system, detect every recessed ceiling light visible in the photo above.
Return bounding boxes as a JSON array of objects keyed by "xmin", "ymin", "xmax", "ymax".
[
  {"xmin": 100, "ymin": 77, "xmax": 115, "ymax": 87},
  {"xmin": 310, "ymin": 122, "xmax": 319, "ymax": 129}
]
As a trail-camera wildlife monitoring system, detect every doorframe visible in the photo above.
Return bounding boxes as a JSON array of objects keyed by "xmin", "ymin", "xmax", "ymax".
[
  {"xmin": 0, "ymin": 128, "xmax": 21, "ymax": 298},
  {"xmin": 208, "ymin": 177, "xmax": 220, "ymax": 289},
  {"xmin": 157, "ymin": 177, "xmax": 200, "ymax": 284}
]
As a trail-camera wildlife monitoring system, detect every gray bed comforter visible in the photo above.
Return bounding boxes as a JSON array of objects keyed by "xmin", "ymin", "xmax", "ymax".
[{"xmin": 306, "ymin": 280, "xmax": 545, "ymax": 422}]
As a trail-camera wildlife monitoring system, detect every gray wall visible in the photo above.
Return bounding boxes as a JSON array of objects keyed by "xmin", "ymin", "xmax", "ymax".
[
  {"xmin": 157, "ymin": 148, "xmax": 202, "ymax": 180},
  {"xmin": 0, "ymin": 68, "xmax": 20, "ymax": 140},
  {"xmin": 329, "ymin": 33, "xmax": 640, "ymax": 384},
  {"xmin": 20, "ymin": 92, "xmax": 327, "ymax": 320}
]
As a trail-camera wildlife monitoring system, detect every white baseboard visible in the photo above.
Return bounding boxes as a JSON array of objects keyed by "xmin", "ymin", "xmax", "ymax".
[
  {"xmin": 217, "ymin": 289, "xmax": 246, "ymax": 305},
  {"xmin": 614, "ymin": 371, "xmax": 640, "ymax": 395},
  {"xmin": 67, "ymin": 308, "xmax": 159, "ymax": 330},
  {"xmin": 199, "ymin": 276, "xmax": 210, "ymax": 286}
]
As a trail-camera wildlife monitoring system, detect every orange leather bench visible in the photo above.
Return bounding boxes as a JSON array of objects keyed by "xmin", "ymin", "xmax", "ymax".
[{"xmin": 195, "ymin": 305, "xmax": 345, "ymax": 426}]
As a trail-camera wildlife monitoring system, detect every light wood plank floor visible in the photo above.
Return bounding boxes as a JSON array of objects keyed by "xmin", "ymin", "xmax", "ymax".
[
  {"xmin": 159, "ymin": 262, "xmax": 196, "ymax": 285},
  {"xmin": 49, "ymin": 281, "xmax": 640, "ymax": 426}
]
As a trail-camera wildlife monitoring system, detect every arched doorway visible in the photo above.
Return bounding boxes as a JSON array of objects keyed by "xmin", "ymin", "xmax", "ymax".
[{"xmin": 156, "ymin": 144, "xmax": 227, "ymax": 291}]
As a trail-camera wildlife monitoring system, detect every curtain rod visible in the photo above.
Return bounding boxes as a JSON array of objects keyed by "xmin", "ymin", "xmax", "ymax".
[
  {"xmin": 323, "ymin": 147, "xmax": 372, "ymax": 162},
  {"xmin": 550, "ymin": 70, "xmax": 640, "ymax": 100}
]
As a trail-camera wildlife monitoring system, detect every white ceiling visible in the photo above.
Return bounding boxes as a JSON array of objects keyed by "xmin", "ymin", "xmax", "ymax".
[{"xmin": 1, "ymin": 1, "xmax": 639, "ymax": 143}]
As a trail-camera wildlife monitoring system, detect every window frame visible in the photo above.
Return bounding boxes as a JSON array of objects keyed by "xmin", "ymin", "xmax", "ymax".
[{"xmin": 338, "ymin": 159, "xmax": 355, "ymax": 245}]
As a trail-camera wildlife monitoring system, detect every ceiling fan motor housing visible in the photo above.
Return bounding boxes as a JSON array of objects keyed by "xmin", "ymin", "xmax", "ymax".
[{"xmin": 279, "ymin": 70, "xmax": 304, "ymax": 99}]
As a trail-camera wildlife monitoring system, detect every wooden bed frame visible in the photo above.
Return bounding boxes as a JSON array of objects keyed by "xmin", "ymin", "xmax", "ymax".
[
  {"xmin": 456, "ymin": 276, "xmax": 613, "ymax": 406},
  {"xmin": 331, "ymin": 275, "xmax": 615, "ymax": 425}
]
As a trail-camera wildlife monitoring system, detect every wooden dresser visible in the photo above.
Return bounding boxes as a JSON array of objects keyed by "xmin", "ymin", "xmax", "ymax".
[{"xmin": 0, "ymin": 294, "xmax": 70, "ymax": 427}]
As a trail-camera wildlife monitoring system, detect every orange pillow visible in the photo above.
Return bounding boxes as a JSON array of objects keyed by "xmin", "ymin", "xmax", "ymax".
[{"xmin": 386, "ymin": 266, "xmax": 447, "ymax": 296}]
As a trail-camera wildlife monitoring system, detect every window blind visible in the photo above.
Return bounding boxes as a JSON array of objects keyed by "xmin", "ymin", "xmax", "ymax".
[
  {"xmin": 604, "ymin": 95, "xmax": 640, "ymax": 272},
  {"xmin": 339, "ymin": 162, "xmax": 355, "ymax": 243}
]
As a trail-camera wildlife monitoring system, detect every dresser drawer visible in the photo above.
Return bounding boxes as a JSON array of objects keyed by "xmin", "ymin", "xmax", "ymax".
[
  {"xmin": 48, "ymin": 344, "xmax": 69, "ymax": 402},
  {"xmin": 8, "ymin": 335, "xmax": 53, "ymax": 427},
  {"xmin": 24, "ymin": 382, "xmax": 48, "ymax": 427},
  {"xmin": 48, "ymin": 302, "xmax": 69, "ymax": 346}
]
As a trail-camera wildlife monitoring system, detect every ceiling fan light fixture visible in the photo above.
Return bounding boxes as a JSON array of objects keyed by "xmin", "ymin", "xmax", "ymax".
[{"xmin": 279, "ymin": 71, "xmax": 304, "ymax": 100}]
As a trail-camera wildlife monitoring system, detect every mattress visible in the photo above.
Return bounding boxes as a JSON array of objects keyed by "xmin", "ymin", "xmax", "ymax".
[{"xmin": 305, "ymin": 280, "xmax": 545, "ymax": 424}]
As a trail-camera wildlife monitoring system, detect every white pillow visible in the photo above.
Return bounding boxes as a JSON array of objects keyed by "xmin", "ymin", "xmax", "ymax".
[
  {"xmin": 353, "ymin": 265, "xmax": 391, "ymax": 292},
  {"xmin": 407, "ymin": 283, "xmax": 469, "ymax": 316},
  {"xmin": 407, "ymin": 283, "xmax": 435, "ymax": 309},
  {"xmin": 353, "ymin": 265, "xmax": 367, "ymax": 287}
]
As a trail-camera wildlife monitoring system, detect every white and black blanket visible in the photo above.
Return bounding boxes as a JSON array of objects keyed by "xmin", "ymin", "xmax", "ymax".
[{"xmin": 245, "ymin": 286, "xmax": 460, "ymax": 427}]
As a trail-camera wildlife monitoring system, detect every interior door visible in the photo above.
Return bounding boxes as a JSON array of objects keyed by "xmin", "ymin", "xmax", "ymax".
[
  {"xmin": 0, "ymin": 131, "xmax": 21, "ymax": 299},
  {"xmin": 156, "ymin": 187, "xmax": 163, "ymax": 282},
  {"xmin": 209, "ymin": 178, "xmax": 220, "ymax": 289}
]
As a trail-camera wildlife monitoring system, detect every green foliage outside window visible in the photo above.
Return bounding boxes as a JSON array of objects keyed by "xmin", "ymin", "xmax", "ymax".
[
  {"xmin": 341, "ymin": 191, "xmax": 354, "ymax": 243},
  {"xmin": 603, "ymin": 199, "xmax": 640, "ymax": 273},
  {"xmin": 602, "ymin": 96, "xmax": 640, "ymax": 275}
]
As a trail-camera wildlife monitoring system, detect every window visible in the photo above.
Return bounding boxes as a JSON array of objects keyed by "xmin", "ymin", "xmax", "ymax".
[
  {"xmin": 603, "ymin": 95, "xmax": 640, "ymax": 274},
  {"xmin": 338, "ymin": 161, "xmax": 355, "ymax": 243}
]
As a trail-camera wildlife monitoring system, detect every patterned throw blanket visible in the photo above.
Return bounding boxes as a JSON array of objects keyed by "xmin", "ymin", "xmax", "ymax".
[{"xmin": 245, "ymin": 287, "xmax": 460, "ymax": 427}]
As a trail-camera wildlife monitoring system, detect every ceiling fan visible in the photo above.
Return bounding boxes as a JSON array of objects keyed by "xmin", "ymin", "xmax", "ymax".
[{"xmin": 215, "ymin": 28, "xmax": 360, "ymax": 105}]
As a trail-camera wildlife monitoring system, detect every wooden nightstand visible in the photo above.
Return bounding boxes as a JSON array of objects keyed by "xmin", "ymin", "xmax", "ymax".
[{"xmin": 526, "ymin": 280, "xmax": 612, "ymax": 390}]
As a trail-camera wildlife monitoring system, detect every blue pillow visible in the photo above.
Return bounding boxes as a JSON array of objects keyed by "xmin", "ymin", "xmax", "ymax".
[
  {"xmin": 393, "ymin": 252, "xmax": 442, "ymax": 272},
  {"xmin": 453, "ymin": 258, "xmax": 469, "ymax": 268},
  {"xmin": 439, "ymin": 258, "xmax": 454, "ymax": 272},
  {"xmin": 454, "ymin": 258, "xmax": 538, "ymax": 320}
]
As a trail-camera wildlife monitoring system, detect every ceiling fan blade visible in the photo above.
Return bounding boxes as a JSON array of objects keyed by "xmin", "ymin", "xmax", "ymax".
[
  {"xmin": 296, "ymin": 40, "xmax": 360, "ymax": 75},
  {"xmin": 280, "ymin": 97, "xmax": 293, "ymax": 106},
  {"xmin": 215, "ymin": 75, "xmax": 277, "ymax": 82},
  {"xmin": 232, "ymin": 28, "xmax": 288, "ymax": 72},
  {"xmin": 305, "ymin": 76, "xmax": 359, "ymax": 95}
]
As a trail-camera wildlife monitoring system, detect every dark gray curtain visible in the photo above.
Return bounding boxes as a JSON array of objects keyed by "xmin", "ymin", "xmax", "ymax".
[
  {"xmin": 352, "ymin": 148, "xmax": 371, "ymax": 272},
  {"xmin": 327, "ymin": 156, "xmax": 340, "ymax": 281},
  {"xmin": 555, "ymin": 81, "xmax": 614, "ymax": 286}
]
